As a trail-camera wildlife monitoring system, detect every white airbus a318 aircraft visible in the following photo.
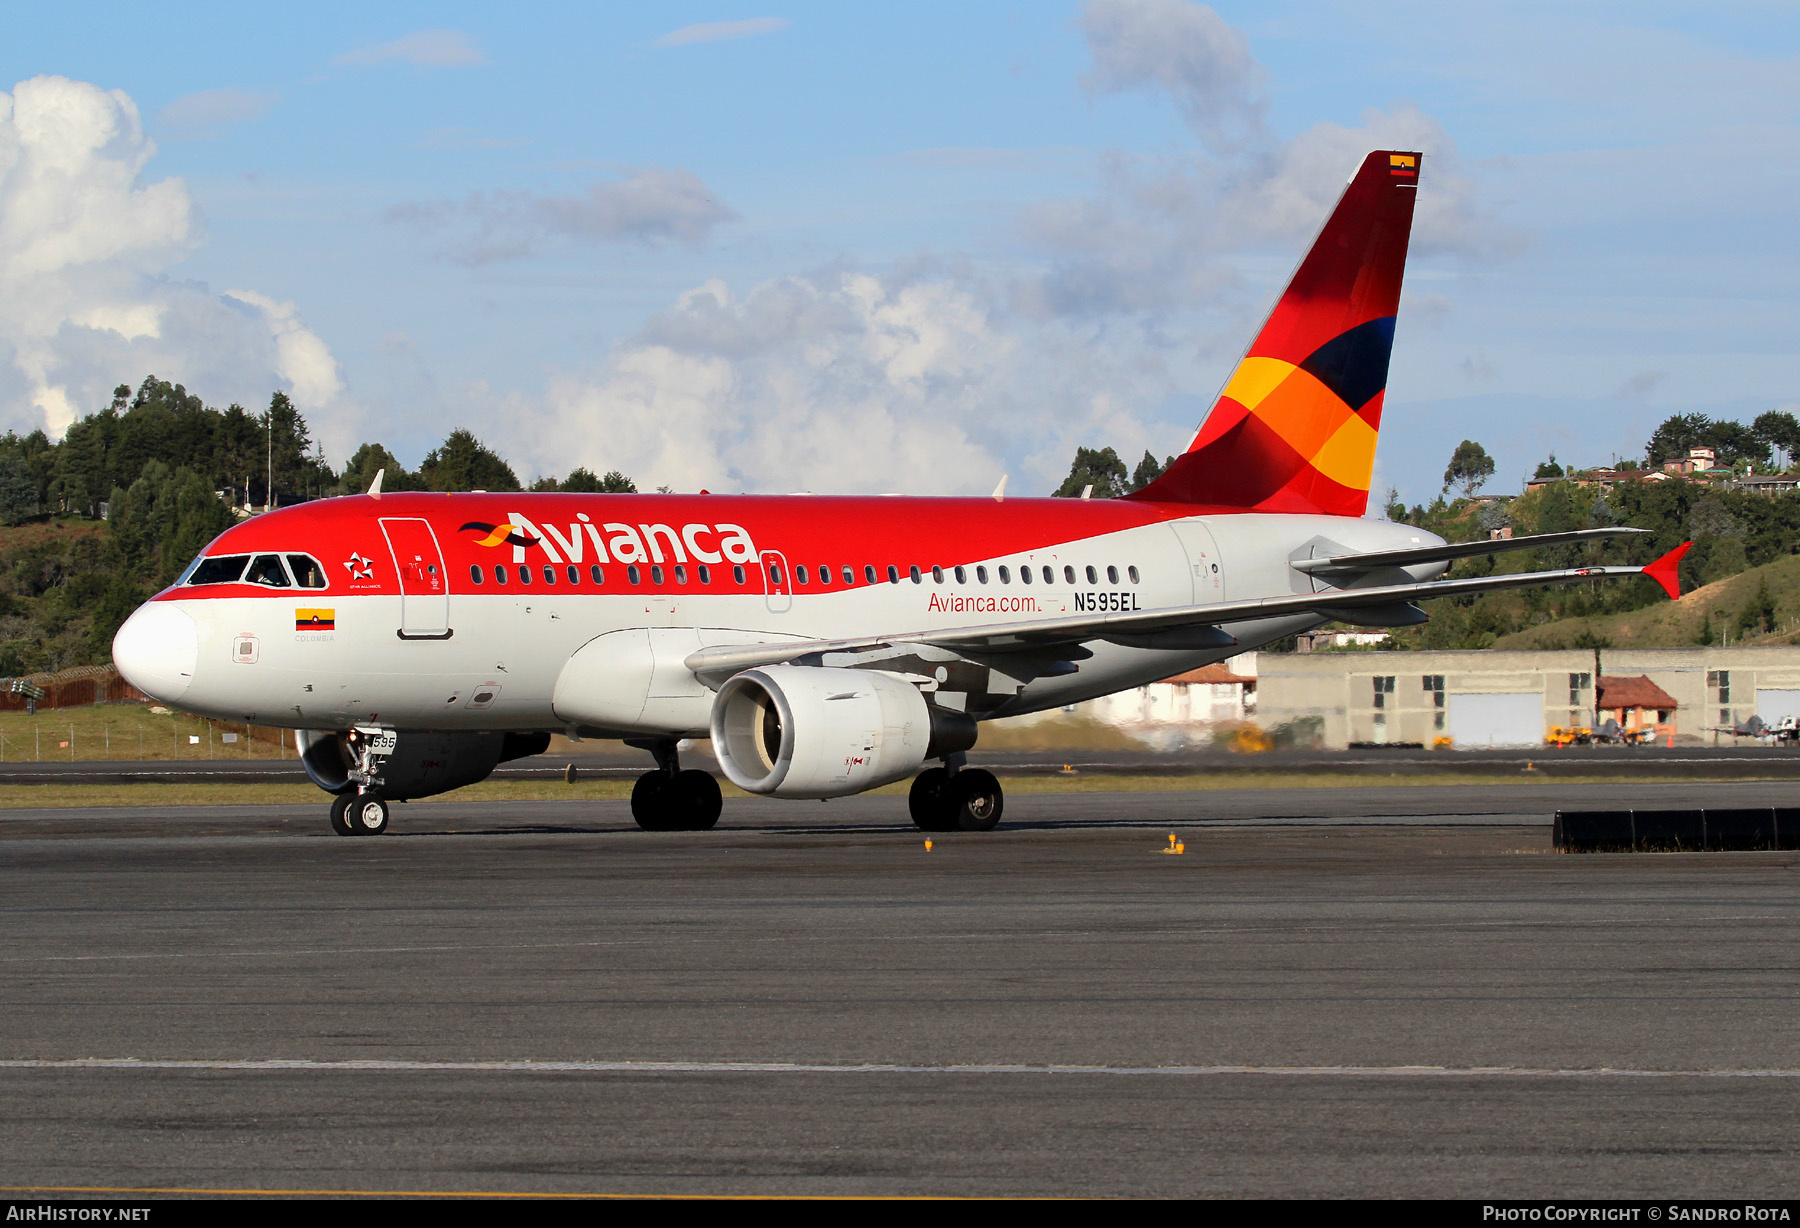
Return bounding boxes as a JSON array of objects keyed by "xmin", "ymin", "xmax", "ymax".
[{"xmin": 112, "ymin": 150, "xmax": 1688, "ymax": 836}]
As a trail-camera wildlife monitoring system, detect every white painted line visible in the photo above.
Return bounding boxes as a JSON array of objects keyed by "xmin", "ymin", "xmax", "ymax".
[{"xmin": 2, "ymin": 1059, "xmax": 1799, "ymax": 1078}]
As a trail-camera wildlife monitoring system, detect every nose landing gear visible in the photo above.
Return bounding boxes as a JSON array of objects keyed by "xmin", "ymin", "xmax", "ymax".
[
  {"xmin": 909, "ymin": 758, "xmax": 1004, "ymax": 832},
  {"xmin": 329, "ymin": 792, "xmax": 390, "ymax": 836},
  {"xmin": 627, "ymin": 738, "xmax": 724, "ymax": 831}
]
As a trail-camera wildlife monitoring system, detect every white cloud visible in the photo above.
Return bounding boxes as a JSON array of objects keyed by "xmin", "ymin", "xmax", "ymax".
[
  {"xmin": 333, "ymin": 30, "xmax": 487, "ymax": 69},
  {"xmin": 515, "ymin": 270, "xmax": 1164, "ymax": 496},
  {"xmin": 157, "ymin": 87, "xmax": 274, "ymax": 135},
  {"xmin": 1076, "ymin": 0, "xmax": 1265, "ymax": 153},
  {"xmin": 655, "ymin": 18, "xmax": 789, "ymax": 48},
  {"xmin": 389, "ymin": 167, "xmax": 737, "ymax": 264},
  {"xmin": 0, "ymin": 75, "xmax": 356, "ymax": 451}
]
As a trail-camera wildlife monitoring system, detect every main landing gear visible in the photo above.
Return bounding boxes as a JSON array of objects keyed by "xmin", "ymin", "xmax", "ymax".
[
  {"xmin": 628, "ymin": 738, "xmax": 723, "ymax": 832},
  {"xmin": 909, "ymin": 755, "xmax": 1004, "ymax": 832}
]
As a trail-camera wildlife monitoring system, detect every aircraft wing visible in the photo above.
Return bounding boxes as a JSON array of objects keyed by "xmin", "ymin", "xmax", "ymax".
[
  {"xmin": 685, "ymin": 542, "xmax": 1692, "ymax": 681},
  {"xmin": 1292, "ymin": 527, "xmax": 1646, "ymax": 579}
]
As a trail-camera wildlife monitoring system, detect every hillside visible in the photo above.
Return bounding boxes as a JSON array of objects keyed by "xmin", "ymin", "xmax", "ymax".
[{"xmin": 1491, "ymin": 554, "xmax": 1800, "ymax": 650}]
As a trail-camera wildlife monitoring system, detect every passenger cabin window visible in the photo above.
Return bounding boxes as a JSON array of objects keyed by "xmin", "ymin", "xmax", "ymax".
[
  {"xmin": 651, "ymin": 565, "xmax": 665, "ymax": 585},
  {"xmin": 1043, "ymin": 566, "xmax": 1054, "ymax": 584},
  {"xmin": 567, "ymin": 565, "xmax": 580, "ymax": 584},
  {"xmin": 865, "ymin": 565, "xmax": 877, "ymax": 584},
  {"xmin": 1086, "ymin": 565, "xmax": 1098, "ymax": 584},
  {"xmin": 674, "ymin": 564, "xmax": 688, "ymax": 585},
  {"xmin": 1020, "ymin": 567, "xmax": 1032, "ymax": 585},
  {"xmin": 1107, "ymin": 565, "xmax": 1119, "ymax": 584},
  {"xmin": 795, "ymin": 565, "xmax": 808, "ymax": 585},
  {"xmin": 494, "ymin": 565, "xmax": 508, "ymax": 585},
  {"xmin": 976, "ymin": 566, "xmax": 988, "ymax": 584},
  {"xmin": 591, "ymin": 565, "xmax": 605, "ymax": 584},
  {"xmin": 888, "ymin": 566, "xmax": 900, "ymax": 584},
  {"xmin": 470, "ymin": 565, "xmax": 484, "ymax": 585},
  {"xmin": 697, "ymin": 564, "xmax": 711, "ymax": 585},
  {"xmin": 931, "ymin": 565, "xmax": 944, "ymax": 583},
  {"xmin": 843, "ymin": 566, "xmax": 855, "ymax": 584},
  {"xmin": 1128, "ymin": 565, "xmax": 1140, "ymax": 583},
  {"xmin": 629, "ymin": 565, "xmax": 642, "ymax": 585},
  {"xmin": 187, "ymin": 555, "xmax": 251, "ymax": 585},
  {"xmin": 543, "ymin": 565, "xmax": 556, "ymax": 584},
  {"xmin": 286, "ymin": 554, "xmax": 328, "ymax": 588},
  {"xmin": 909, "ymin": 566, "xmax": 922, "ymax": 584},
  {"xmin": 245, "ymin": 555, "xmax": 292, "ymax": 588},
  {"xmin": 998, "ymin": 566, "xmax": 1010, "ymax": 584},
  {"xmin": 518, "ymin": 565, "xmax": 532, "ymax": 584},
  {"xmin": 733, "ymin": 565, "xmax": 746, "ymax": 584}
]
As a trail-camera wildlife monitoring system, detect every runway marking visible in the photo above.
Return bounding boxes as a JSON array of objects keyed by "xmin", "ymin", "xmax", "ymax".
[{"xmin": 5, "ymin": 1058, "xmax": 1800, "ymax": 1078}]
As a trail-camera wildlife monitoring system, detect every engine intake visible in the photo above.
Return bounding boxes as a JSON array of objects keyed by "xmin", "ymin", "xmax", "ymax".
[{"xmin": 711, "ymin": 665, "xmax": 974, "ymax": 799}]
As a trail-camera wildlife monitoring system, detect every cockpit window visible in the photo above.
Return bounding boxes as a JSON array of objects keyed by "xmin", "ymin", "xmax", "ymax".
[
  {"xmin": 285, "ymin": 554, "xmax": 328, "ymax": 589},
  {"xmin": 244, "ymin": 555, "xmax": 292, "ymax": 588},
  {"xmin": 186, "ymin": 555, "xmax": 251, "ymax": 585}
]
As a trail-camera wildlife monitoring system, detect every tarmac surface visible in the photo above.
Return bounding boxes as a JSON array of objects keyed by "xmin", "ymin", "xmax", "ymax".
[
  {"xmin": 4, "ymin": 780, "xmax": 1800, "ymax": 1198},
  {"xmin": 5, "ymin": 741, "xmax": 1800, "ymax": 784}
]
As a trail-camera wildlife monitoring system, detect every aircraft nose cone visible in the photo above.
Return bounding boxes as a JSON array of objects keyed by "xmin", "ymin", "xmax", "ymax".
[{"xmin": 112, "ymin": 602, "xmax": 198, "ymax": 703}]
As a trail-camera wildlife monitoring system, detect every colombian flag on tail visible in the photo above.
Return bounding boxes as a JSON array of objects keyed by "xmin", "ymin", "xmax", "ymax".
[{"xmin": 1131, "ymin": 150, "xmax": 1422, "ymax": 517}]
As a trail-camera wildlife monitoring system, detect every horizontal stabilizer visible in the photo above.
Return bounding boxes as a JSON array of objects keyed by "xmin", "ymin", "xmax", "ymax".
[
  {"xmin": 1642, "ymin": 541, "xmax": 1692, "ymax": 599},
  {"xmin": 1294, "ymin": 527, "xmax": 1646, "ymax": 578}
]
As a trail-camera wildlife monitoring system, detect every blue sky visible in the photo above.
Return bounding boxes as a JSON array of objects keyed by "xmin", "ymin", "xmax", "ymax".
[{"xmin": 1, "ymin": 1, "xmax": 1795, "ymax": 503}]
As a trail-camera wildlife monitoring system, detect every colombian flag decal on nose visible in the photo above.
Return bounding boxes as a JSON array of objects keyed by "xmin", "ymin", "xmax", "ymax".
[{"xmin": 296, "ymin": 608, "xmax": 335, "ymax": 631}]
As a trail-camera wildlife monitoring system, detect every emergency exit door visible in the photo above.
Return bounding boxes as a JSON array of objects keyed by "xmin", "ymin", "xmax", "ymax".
[{"xmin": 380, "ymin": 518, "xmax": 451, "ymax": 638}]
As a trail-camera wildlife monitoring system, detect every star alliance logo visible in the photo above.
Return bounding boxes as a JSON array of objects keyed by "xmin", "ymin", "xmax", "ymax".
[{"xmin": 344, "ymin": 552, "xmax": 374, "ymax": 581}]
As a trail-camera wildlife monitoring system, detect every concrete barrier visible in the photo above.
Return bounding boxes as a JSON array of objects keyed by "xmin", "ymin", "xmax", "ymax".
[{"xmin": 1554, "ymin": 807, "xmax": 1798, "ymax": 852}]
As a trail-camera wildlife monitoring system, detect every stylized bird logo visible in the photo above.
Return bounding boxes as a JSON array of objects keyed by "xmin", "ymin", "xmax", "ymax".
[{"xmin": 459, "ymin": 521, "xmax": 538, "ymax": 549}]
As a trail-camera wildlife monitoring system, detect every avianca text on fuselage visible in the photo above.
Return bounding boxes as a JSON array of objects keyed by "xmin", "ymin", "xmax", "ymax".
[{"xmin": 487, "ymin": 514, "xmax": 758, "ymax": 566}]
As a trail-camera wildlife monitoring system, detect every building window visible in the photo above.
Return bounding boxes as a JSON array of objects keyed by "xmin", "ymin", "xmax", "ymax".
[
  {"xmin": 1373, "ymin": 676, "xmax": 1396, "ymax": 709},
  {"xmin": 1422, "ymin": 675, "xmax": 1446, "ymax": 708},
  {"xmin": 1434, "ymin": 711, "xmax": 1446, "ymax": 732},
  {"xmin": 1708, "ymin": 670, "xmax": 1731, "ymax": 704},
  {"xmin": 1569, "ymin": 671, "xmax": 1592, "ymax": 706}
]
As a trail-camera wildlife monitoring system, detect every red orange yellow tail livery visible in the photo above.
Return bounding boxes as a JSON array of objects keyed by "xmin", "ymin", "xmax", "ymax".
[{"xmin": 1132, "ymin": 150, "xmax": 1422, "ymax": 516}]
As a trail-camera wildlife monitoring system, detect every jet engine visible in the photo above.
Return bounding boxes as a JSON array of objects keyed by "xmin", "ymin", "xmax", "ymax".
[
  {"xmin": 296, "ymin": 729, "xmax": 551, "ymax": 800},
  {"xmin": 710, "ymin": 665, "xmax": 976, "ymax": 799}
]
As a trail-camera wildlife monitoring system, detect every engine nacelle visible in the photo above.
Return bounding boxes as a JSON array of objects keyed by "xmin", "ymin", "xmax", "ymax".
[
  {"xmin": 710, "ymin": 665, "xmax": 975, "ymax": 799},
  {"xmin": 296, "ymin": 729, "xmax": 550, "ymax": 800}
]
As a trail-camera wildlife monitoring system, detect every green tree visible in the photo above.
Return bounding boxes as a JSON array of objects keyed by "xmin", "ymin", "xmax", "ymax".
[
  {"xmin": 1533, "ymin": 454, "xmax": 1564, "ymax": 480},
  {"xmin": 1052, "ymin": 446, "xmax": 1129, "ymax": 498},
  {"xmin": 1129, "ymin": 450, "xmax": 1174, "ymax": 492},
  {"xmin": 339, "ymin": 443, "xmax": 419, "ymax": 495},
  {"xmin": 1752, "ymin": 410, "xmax": 1800, "ymax": 470},
  {"xmin": 0, "ymin": 450, "xmax": 37, "ymax": 524},
  {"xmin": 418, "ymin": 429, "xmax": 522, "ymax": 492},
  {"xmin": 1736, "ymin": 576, "xmax": 1776, "ymax": 638},
  {"xmin": 1442, "ymin": 440, "xmax": 1495, "ymax": 498}
]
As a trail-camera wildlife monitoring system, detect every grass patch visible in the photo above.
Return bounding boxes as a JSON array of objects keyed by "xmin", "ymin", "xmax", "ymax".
[{"xmin": 0, "ymin": 704, "xmax": 290, "ymax": 763}]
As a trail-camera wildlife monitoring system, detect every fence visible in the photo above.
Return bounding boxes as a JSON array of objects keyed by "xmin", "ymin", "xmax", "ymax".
[{"xmin": 0, "ymin": 665, "xmax": 145, "ymax": 711}]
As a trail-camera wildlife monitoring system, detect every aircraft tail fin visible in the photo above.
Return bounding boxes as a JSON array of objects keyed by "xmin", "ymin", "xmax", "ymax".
[{"xmin": 1130, "ymin": 150, "xmax": 1422, "ymax": 515}]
